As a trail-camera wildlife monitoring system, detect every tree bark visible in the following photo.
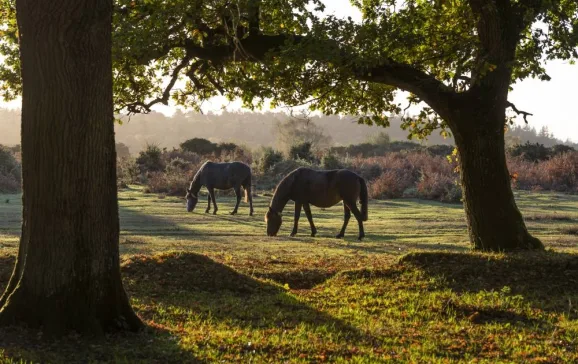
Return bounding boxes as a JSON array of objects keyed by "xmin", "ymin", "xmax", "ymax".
[
  {"xmin": 0, "ymin": 0, "xmax": 143, "ymax": 336},
  {"xmin": 450, "ymin": 97, "xmax": 544, "ymax": 252}
]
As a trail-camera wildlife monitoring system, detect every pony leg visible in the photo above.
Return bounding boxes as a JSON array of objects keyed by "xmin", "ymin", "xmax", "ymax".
[
  {"xmin": 336, "ymin": 203, "xmax": 351, "ymax": 239},
  {"xmin": 208, "ymin": 187, "xmax": 218, "ymax": 215},
  {"xmin": 346, "ymin": 201, "xmax": 365, "ymax": 241},
  {"xmin": 230, "ymin": 186, "xmax": 241, "ymax": 215},
  {"xmin": 303, "ymin": 203, "xmax": 317, "ymax": 237},
  {"xmin": 205, "ymin": 194, "xmax": 211, "ymax": 213},
  {"xmin": 290, "ymin": 202, "xmax": 302, "ymax": 237}
]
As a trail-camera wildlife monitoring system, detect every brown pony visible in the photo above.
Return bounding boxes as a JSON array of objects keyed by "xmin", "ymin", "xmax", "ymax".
[
  {"xmin": 265, "ymin": 167, "xmax": 368, "ymax": 240},
  {"xmin": 185, "ymin": 161, "xmax": 254, "ymax": 216}
]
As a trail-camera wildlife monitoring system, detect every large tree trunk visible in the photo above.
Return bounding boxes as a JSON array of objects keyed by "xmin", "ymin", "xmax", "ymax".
[
  {"xmin": 0, "ymin": 0, "xmax": 143, "ymax": 336},
  {"xmin": 451, "ymin": 101, "xmax": 544, "ymax": 252}
]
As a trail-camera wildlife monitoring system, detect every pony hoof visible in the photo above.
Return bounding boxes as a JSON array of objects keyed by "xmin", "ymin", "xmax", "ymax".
[
  {"xmin": 357, "ymin": 236, "xmax": 365, "ymax": 241},
  {"xmin": 230, "ymin": 211, "xmax": 237, "ymax": 215},
  {"xmin": 311, "ymin": 233, "xmax": 316, "ymax": 237},
  {"xmin": 335, "ymin": 234, "xmax": 344, "ymax": 239},
  {"xmin": 290, "ymin": 233, "xmax": 297, "ymax": 237},
  {"xmin": 213, "ymin": 211, "xmax": 217, "ymax": 215},
  {"xmin": 205, "ymin": 210, "xmax": 210, "ymax": 214}
]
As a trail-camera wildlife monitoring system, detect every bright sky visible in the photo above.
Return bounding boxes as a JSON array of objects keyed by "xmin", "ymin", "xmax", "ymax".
[{"xmin": 1, "ymin": 0, "xmax": 577, "ymax": 142}]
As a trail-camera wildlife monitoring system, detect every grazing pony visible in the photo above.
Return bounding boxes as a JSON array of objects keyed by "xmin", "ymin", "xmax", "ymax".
[
  {"xmin": 265, "ymin": 167, "xmax": 368, "ymax": 240},
  {"xmin": 185, "ymin": 161, "xmax": 254, "ymax": 216}
]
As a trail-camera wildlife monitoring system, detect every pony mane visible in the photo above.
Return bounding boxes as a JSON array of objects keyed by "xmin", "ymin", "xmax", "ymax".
[
  {"xmin": 270, "ymin": 168, "xmax": 298, "ymax": 211},
  {"xmin": 188, "ymin": 161, "xmax": 208, "ymax": 194}
]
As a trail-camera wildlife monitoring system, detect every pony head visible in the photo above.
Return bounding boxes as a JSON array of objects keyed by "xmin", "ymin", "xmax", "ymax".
[
  {"xmin": 265, "ymin": 207, "xmax": 282, "ymax": 236},
  {"xmin": 185, "ymin": 188, "xmax": 198, "ymax": 212}
]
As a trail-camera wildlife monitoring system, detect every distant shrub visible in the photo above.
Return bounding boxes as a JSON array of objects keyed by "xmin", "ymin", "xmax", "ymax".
[
  {"xmin": 550, "ymin": 144, "xmax": 575, "ymax": 156},
  {"xmin": 146, "ymin": 169, "xmax": 195, "ymax": 196},
  {"xmin": 426, "ymin": 144, "xmax": 455, "ymax": 157},
  {"xmin": 180, "ymin": 138, "xmax": 218, "ymax": 155},
  {"xmin": 136, "ymin": 143, "xmax": 165, "ymax": 174},
  {"xmin": 416, "ymin": 172, "xmax": 462, "ymax": 202},
  {"xmin": 270, "ymin": 159, "xmax": 314, "ymax": 177},
  {"xmin": 0, "ymin": 145, "xmax": 21, "ymax": 193},
  {"xmin": 256, "ymin": 147, "xmax": 284, "ymax": 174},
  {"xmin": 289, "ymin": 142, "xmax": 316, "ymax": 163},
  {"xmin": 115, "ymin": 142, "xmax": 131, "ymax": 158},
  {"xmin": 509, "ymin": 141, "xmax": 551, "ymax": 162},
  {"xmin": 321, "ymin": 153, "xmax": 342, "ymax": 170},
  {"xmin": 508, "ymin": 151, "xmax": 578, "ymax": 192},
  {"xmin": 117, "ymin": 156, "xmax": 140, "ymax": 188}
]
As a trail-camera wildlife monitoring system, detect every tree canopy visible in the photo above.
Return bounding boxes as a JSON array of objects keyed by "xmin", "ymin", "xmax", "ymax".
[{"xmin": 1, "ymin": 0, "xmax": 575, "ymax": 139}]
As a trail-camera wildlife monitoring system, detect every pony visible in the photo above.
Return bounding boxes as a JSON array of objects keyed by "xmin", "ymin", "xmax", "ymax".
[
  {"xmin": 185, "ymin": 161, "xmax": 254, "ymax": 216},
  {"xmin": 265, "ymin": 167, "xmax": 368, "ymax": 240}
]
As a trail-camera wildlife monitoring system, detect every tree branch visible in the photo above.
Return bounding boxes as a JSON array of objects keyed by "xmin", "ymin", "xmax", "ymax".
[
  {"xmin": 125, "ymin": 55, "xmax": 192, "ymax": 114},
  {"xmin": 506, "ymin": 101, "xmax": 533, "ymax": 124},
  {"xmin": 179, "ymin": 33, "xmax": 455, "ymax": 116}
]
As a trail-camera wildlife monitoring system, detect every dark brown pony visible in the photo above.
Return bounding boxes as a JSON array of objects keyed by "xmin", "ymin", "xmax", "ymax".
[
  {"xmin": 185, "ymin": 161, "xmax": 254, "ymax": 216},
  {"xmin": 265, "ymin": 167, "xmax": 368, "ymax": 240}
]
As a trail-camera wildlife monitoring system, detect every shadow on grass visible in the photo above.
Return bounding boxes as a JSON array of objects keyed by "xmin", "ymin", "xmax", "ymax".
[
  {"xmin": 398, "ymin": 250, "xmax": 578, "ymax": 320},
  {"xmin": 121, "ymin": 252, "xmax": 370, "ymax": 340},
  {"xmin": 0, "ymin": 254, "xmax": 206, "ymax": 364}
]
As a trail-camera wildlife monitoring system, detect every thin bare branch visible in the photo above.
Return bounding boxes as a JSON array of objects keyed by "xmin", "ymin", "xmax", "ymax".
[{"xmin": 506, "ymin": 101, "xmax": 533, "ymax": 124}]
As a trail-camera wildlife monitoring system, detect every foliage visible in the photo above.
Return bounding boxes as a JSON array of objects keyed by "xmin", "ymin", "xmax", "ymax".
[
  {"xmin": 509, "ymin": 142, "xmax": 577, "ymax": 162},
  {"xmin": 274, "ymin": 113, "xmax": 332, "ymax": 155},
  {"xmin": 509, "ymin": 141, "xmax": 552, "ymax": 162},
  {"xmin": 288, "ymin": 141, "xmax": 316, "ymax": 163},
  {"xmin": 117, "ymin": 156, "xmax": 140, "ymax": 187},
  {"xmin": 255, "ymin": 147, "xmax": 284, "ymax": 174},
  {"xmin": 320, "ymin": 153, "xmax": 342, "ymax": 170},
  {"xmin": 0, "ymin": 145, "xmax": 20, "ymax": 193},
  {"xmin": 180, "ymin": 138, "xmax": 217, "ymax": 155},
  {"xmin": 115, "ymin": 142, "xmax": 131, "ymax": 158},
  {"xmin": 508, "ymin": 151, "xmax": 578, "ymax": 193},
  {"xmin": 136, "ymin": 143, "xmax": 165, "ymax": 174}
]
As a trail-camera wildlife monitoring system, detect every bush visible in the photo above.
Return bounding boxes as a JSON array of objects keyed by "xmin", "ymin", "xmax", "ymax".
[
  {"xmin": 416, "ymin": 172, "xmax": 462, "ymax": 202},
  {"xmin": 0, "ymin": 146, "xmax": 21, "ymax": 193},
  {"xmin": 289, "ymin": 142, "xmax": 316, "ymax": 163},
  {"xmin": 508, "ymin": 151, "xmax": 578, "ymax": 192},
  {"xmin": 180, "ymin": 138, "xmax": 218, "ymax": 155},
  {"xmin": 509, "ymin": 141, "xmax": 551, "ymax": 162},
  {"xmin": 256, "ymin": 147, "xmax": 284, "ymax": 174},
  {"xmin": 321, "ymin": 153, "xmax": 343, "ymax": 170},
  {"xmin": 426, "ymin": 144, "xmax": 455, "ymax": 157},
  {"xmin": 136, "ymin": 143, "xmax": 165, "ymax": 174},
  {"xmin": 117, "ymin": 156, "xmax": 140, "ymax": 187},
  {"xmin": 116, "ymin": 142, "xmax": 131, "ymax": 158},
  {"xmin": 550, "ymin": 144, "xmax": 575, "ymax": 156}
]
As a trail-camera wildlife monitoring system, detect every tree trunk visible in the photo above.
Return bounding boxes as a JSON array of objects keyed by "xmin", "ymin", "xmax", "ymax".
[
  {"xmin": 0, "ymin": 0, "xmax": 143, "ymax": 336},
  {"xmin": 451, "ymin": 103, "xmax": 543, "ymax": 252}
]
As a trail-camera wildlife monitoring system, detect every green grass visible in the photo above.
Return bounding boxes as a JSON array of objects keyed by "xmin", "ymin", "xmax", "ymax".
[{"xmin": 0, "ymin": 186, "xmax": 577, "ymax": 363}]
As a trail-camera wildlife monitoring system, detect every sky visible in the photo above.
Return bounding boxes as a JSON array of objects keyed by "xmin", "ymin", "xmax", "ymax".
[{"xmin": 1, "ymin": 0, "xmax": 577, "ymax": 142}]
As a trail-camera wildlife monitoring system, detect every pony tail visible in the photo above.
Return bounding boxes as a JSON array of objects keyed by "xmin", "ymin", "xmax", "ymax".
[
  {"xmin": 359, "ymin": 177, "xmax": 368, "ymax": 221},
  {"xmin": 244, "ymin": 173, "xmax": 252, "ymax": 203}
]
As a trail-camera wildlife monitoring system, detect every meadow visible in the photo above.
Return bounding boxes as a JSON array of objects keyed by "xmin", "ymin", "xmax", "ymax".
[{"xmin": 0, "ymin": 186, "xmax": 577, "ymax": 363}]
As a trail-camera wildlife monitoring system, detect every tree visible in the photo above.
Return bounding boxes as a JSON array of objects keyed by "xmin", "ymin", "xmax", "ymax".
[
  {"xmin": 274, "ymin": 112, "xmax": 332, "ymax": 154},
  {"xmin": 0, "ymin": 0, "xmax": 142, "ymax": 335},
  {"xmin": 116, "ymin": 142, "xmax": 132, "ymax": 158},
  {"xmin": 2, "ymin": 1, "xmax": 576, "ymax": 251}
]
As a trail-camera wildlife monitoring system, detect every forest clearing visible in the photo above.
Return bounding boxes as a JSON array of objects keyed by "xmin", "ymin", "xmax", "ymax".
[{"xmin": 1, "ymin": 188, "xmax": 576, "ymax": 362}]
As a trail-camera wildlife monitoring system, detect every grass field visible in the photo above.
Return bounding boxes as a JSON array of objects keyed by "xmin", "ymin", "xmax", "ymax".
[{"xmin": 0, "ymin": 186, "xmax": 577, "ymax": 363}]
